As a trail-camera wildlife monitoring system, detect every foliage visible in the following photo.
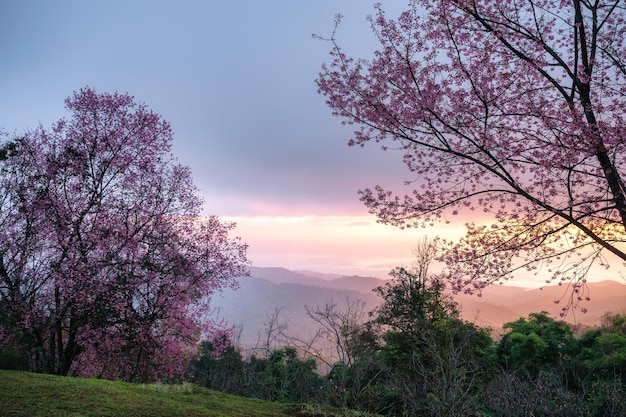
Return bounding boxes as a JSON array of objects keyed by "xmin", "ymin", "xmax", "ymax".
[
  {"xmin": 188, "ymin": 336, "xmax": 246, "ymax": 394},
  {"xmin": 182, "ymin": 254, "xmax": 626, "ymax": 417},
  {"xmin": 586, "ymin": 375, "xmax": 626, "ymax": 417},
  {"xmin": 188, "ymin": 302, "xmax": 626, "ymax": 416},
  {"xmin": 189, "ymin": 335, "xmax": 324, "ymax": 404},
  {"xmin": 497, "ymin": 312, "xmax": 575, "ymax": 375},
  {"xmin": 292, "ymin": 403, "xmax": 384, "ymax": 417},
  {"xmin": 482, "ymin": 370, "xmax": 588, "ymax": 417},
  {"xmin": 484, "ymin": 312, "xmax": 626, "ymax": 417},
  {"xmin": 0, "ymin": 345, "xmax": 25, "ymax": 371},
  {"xmin": 372, "ymin": 267, "xmax": 459, "ymax": 332},
  {"xmin": 325, "ymin": 263, "xmax": 495, "ymax": 417},
  {"xmin": 0, "ymin": 88, "xmax": 248, "ymax": 381},
  {"xmin": 573, "ymin": 312, "xmax": 626, "ymax": 380},
  {"xmin": 600, "ymin": 311, "xmax": 626, "ymax": 336},
  {"xmin": 318, "ymin": 0, "xmax": 626, "ymax": 297}
]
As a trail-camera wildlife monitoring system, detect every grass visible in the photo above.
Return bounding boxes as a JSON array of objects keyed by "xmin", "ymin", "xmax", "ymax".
[
  {"xmin": 0, "ymin": 370, "xmax": 383, "ymax": 417},
  {"xmin": 0, "ymin": 370, "xmax": 294, "ymax": 417}
]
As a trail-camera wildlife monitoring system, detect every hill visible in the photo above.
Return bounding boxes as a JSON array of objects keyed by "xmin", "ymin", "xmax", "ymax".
[
  {"xmin": 212, "ymin": 267, "xmax": 626, "ymax": 346},
  {"xmin": 211, "ymin": 275, "xmax": 382, "ymax": 348},
  {"xmin": 455, "ymin": 279, "xmax": 626, "ymax": 333},
  {"xmin": 0, "ymin": 370, "xmax": 378, "ymax": 417},
  {"xmin": 0, "ymin": 370, "xmax": 293, "ymax": 417}
]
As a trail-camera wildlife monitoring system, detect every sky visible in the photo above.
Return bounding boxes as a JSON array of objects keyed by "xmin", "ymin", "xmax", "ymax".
[
  {"xmin": 1, "ymin": 0, "xmax": 432, "ymax": 278},
  {"xmin": 1, "ymin": 1, "xmax": 622, "ymax": 285}
]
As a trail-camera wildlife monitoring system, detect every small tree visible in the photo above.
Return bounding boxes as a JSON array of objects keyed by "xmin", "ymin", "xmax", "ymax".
[
  {"xmin": 305, "ymin": 297, "xmax": 368, "ymax": 367},
  {"xmin": 188, "ymin": 331, "xmax": 245, "ymax": 394},
  {"xmin": 574, "ymin": 312, "xmax": 626, "ymax": 380},
  {"xmin": 372, "ymin": 267, "xmax": 458, "ymax": 335},
  {"xmin": 340, "ymin": 240, "xmax": 494, "ymax": 417},
  {"xmin": 371, "ymin": 268, "xmax": 492, "ymax": 417},
  {"xmin": 318, "ymin": 0, "xmax": 626, "ymax": 299},
  {"xmin": 497, "ymin": 312, "xmax": 575, "ymax": 375},
  {"xmin": 0, "ymin": 88, "xmax": 248, "ymax": 380}
]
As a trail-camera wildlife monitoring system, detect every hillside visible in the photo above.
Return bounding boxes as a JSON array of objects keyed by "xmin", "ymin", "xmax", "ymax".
[
  {"xmin": 211, "ymin": 274, "xmax": 382, "ymax": 348},
  {"xmin": 455, "ymin": 279, "xmax": 626, "ymax": 333},
  {"xmin": 0, "ymin": 370, "xmax": 293, "ymax": 417},
  {"xmin": 0, "ymin": 370, "xmax": 380, "ymax": 417},
  {"xmin": 212, "ymin": 267, "xmax": 626, "ymax": 346}
]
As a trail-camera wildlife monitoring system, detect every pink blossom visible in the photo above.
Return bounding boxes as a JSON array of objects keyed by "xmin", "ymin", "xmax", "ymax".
[
  {"xmin": 317, "ymin": 1, "xmax": 626, "ymax": 310},
  {"xmin": 0, "ymin": 88, "xmax": 249, "ymax": 381}
]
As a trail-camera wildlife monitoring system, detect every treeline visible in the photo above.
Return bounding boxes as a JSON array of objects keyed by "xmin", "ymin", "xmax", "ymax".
[{"xmin": 188, "ymin": 267, "xmax": 626, "ymax": 417}]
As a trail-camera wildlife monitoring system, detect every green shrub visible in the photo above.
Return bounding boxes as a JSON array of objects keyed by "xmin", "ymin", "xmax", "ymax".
[{"xmin": 0, "ymin": 346, "xmax": 25, "ymax": 370}]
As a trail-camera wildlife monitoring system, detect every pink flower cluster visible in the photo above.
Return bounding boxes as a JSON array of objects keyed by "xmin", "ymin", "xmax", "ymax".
[
  {"xmin": 318, "ymin": 1, "xmax": 626, "ymax": 302},
  {"xmin": 0, "ymin": 88, "xmax": 248, "ymax": 380}
]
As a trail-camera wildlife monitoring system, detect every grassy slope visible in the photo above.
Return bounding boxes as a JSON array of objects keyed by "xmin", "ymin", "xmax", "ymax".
[{"xmin": 0, "ymin": 370, "xmax": 296, "ymax": 417}]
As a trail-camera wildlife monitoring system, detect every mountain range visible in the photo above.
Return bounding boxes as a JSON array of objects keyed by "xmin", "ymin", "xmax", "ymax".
[{"xmin": 210, "ymin": 266, "xmax": 626, "ymax": 348}]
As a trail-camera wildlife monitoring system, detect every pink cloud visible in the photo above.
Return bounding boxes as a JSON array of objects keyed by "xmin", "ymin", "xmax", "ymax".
[{"xmin": 224, "ymin": 215, "xmax": 466, "ymax": 278}]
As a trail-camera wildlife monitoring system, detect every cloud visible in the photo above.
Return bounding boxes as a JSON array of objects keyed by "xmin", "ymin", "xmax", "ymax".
[
  {"xmin": 0, "ymin": 0, "xmax": 456, "ymax": 276},
  {"xmin": 224, "ymin": 215, "xmax": 467, "ymax": 277}
]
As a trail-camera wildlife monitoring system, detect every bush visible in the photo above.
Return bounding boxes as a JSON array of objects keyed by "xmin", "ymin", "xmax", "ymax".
[
  {"xmin": 0, "ymin": 346, "xmax": 25, "ymax": 371},
  {"xmin": 482, "ymin": 370, "xmax": 586, "ymax": 417}
]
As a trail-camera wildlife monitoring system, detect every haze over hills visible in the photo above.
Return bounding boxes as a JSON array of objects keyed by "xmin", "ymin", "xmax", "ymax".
[
  {"xmin": 211, "ymin": 268, "xmax": 383, "ymax": 348},
  {"xmin": 210, "ymin": 267, "xmax": 626, "ymax": 349},
  {"xmin": 454, "ymin": 279, "xmax": 626, "ymax": 333}
]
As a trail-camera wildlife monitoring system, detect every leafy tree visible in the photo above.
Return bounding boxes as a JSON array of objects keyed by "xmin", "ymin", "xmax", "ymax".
[
  {"xmin": 187, "ymin": 331, "xmax": 245, "ymax": 393},
  {"xmin": 373, "ymin": 268, "xmax": 459, "ymax": 334},
  {"xmin": 341, "ymin": 242, "xmax": 494, "ymax": 417},
  {"xmin": 190, "ymin": 332, "xmax": 325, "ymax": 404},
  {"xmin": 600, "ymin": 311, "xmax": 626, "ymax": 336},
  {"xmin": 245, "ymin": 347, "xmax": 323, "ymax": 403},
  {"xmin": 574, "ymin": 312, "xmax": 626, "ymax": 380},
  {"xmin": 0, "ymin": 88, "xmax": 248, "ymax": 380},
  {"xmin": 372, "ymin": 282, "xmax": 493, "ymax": 417},
  {"xmin": 318, "ymin": 0, "xmax": 626, "ymax": 297},
  {"xmin": 497, "ymin": 312, "xmax": 575, "ymax": 375},
  {"xmin": 489, "ymin": 312, "xmax": 626, "ymax": 417},
  {"xmin": 570, "ymin": 320, "xmax": 626, "ymax": 416}
]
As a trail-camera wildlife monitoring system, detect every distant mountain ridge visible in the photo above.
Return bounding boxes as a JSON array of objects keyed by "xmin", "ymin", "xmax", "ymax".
[
  {"xmin": 248, "ymin": 266, "xmax": 387, "ymax": 293},
  {"xmin": 211, "ymin": 267, "xmax": 626, "ymax": 347}
]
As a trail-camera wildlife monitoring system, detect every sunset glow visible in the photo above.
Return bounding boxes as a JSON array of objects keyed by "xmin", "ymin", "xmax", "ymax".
[
  {"xmin": 3, "ymin": 1, "xmax": 624, "ymax": 288},
  {"xmin": 226, "ymin": 215, "xmax": 466, "ymax": 278}
]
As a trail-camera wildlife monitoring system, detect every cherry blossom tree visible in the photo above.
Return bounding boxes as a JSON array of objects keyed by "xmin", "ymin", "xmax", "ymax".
[
  {"xmin": 0, "ymin": 88, "xmax": 248, "ymax": 380},
  {"xmin": 318, "ymin": 1, "xmax": 626, "ymax": 305}
]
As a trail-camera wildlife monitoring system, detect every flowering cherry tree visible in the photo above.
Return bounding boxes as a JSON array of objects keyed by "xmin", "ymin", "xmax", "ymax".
[
  {"xmin": 0, "ymin": 88, "xmax": 248, "ymax": 380},
  {"xmin": 318, "ymin": 0, "xmax": 626, "ymax": 305}
]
